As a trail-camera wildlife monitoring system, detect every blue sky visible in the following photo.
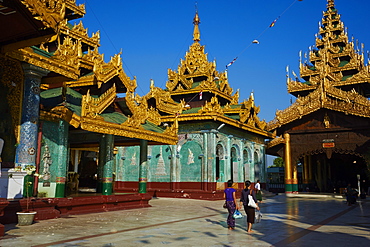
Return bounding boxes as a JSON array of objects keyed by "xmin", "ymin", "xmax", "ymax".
[{"xmin": 75, "ymin": 0, "xmax": 370, "ymax": 122}]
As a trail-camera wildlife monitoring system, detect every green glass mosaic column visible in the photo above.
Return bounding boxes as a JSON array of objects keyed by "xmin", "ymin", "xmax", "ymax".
[
  {"xmin": 102, "ymin": 134, "xmax": 114, "ymax": 195},
  {"xmin": 55, "ymin": 120, "xmax": 68, "ymax": 198},
  {"xmin": 250, "ymin": 142, "xmax": 256, "ymax": 182},
  {"xmin": 138, "ymin": 139, "xmax": 148, "ymax": 193},
  {"xmin": 97, "ymin": 135, "xmax": 107, "ymax": 193},
  {"xmin": 202, "ymin": 131, "xmax": 208, "ymax": 190},
  {"xmin": 226, "ymin": 135, "xmax": 231, "ymax": 181}
]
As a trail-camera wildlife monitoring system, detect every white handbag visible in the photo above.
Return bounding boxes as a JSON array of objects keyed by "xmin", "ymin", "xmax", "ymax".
[{"xmin": 248, "ymin": 194, "xmax": 258, "ymax": 208}]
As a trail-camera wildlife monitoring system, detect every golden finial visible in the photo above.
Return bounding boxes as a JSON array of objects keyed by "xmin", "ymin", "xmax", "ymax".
[
  {"xmin": 327, "ymin": 0, "xmax": 335, "ymax": 8},
  {"xmin": 193, "ymin": 4, "xmax": 201, "ymax": 42}
]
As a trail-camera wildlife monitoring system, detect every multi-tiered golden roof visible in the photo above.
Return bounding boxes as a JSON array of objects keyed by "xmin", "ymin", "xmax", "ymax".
[
  {"xmin": 142, "ymin": 11, "xmax": 271, "ymax": 138},
  {"xmin": 268, "ymin": 0, "xmax": 370, "ymax": 133}
]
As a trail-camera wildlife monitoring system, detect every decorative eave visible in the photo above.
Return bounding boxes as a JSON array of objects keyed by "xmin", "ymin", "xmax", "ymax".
[
  {"xmin": 199, "ymin": 96, "xmax": 267, "ymax": 131},
  {"xmin": 8, "ymin": 47, "xmax": 80, "ymax": 79},
  {"xmin": 140, "ymin": 84, "xmax": 185, "ymax": 115},
  {"xmin": 20, "ymin": 0, "xmax": 66, "ymax": 30},
  {"xmin": 266, "ymin": 135, "xmax": 285, "ymax": 149},
  {"xmin": 267, "ymin": 81, "xmax": 370, "ymax": 132},
  {"xmin": 64, "ymin": 52, "xmax": 137, "ymax": 92},
  {"xmin": 40, "ymin": 107, "xmax": 80, "ymax": 128},
  {"xmin": 80, "ymin": 117, "xmax": 178, "ymax": 145},
  {"xmin": 64, "ymin": 0, "xmax": 85, "ymax": 20},
  {"xmin": 124, "ymin": 91, "xmax": 163, "ymax": 127},
  {"xmin": 161, "ymin": 95, "xmax": 271, "ymax": 138},
  {"xmin": 161, "ymin": 111, "xmax": 272, "ymax": 139},
  {"xmin": 41, "ymin": 86, "xmax": 178, "ymax": 145},
  {"xmin": 287, "ymin": 79, "xmax": 316, "ymax": 94},
  {"xmin": 40, "ymin": 107, "xmax": 178, "ymax": 145},
  {"xmin": 59, "ymin": 19, "xmax": 100, "ymax": 48},
  {"xmin": 81, "ymin": 84, "xmax": 117, "ymax": 118}
]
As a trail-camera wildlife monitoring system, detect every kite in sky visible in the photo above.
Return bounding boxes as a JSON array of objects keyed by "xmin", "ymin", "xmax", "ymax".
[{"xmin": 225, "ymin": 0, "xmax": 302, "ymax": 69}]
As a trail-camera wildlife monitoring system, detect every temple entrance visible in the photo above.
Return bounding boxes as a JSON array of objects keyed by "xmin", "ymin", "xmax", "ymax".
[
  {"xmin": 67, "ymin": 150, "xmax": 98, "ymax": 195},
  {"xmin": 302, "ymin": 153, "xmax": 369, "ymax": 194}
]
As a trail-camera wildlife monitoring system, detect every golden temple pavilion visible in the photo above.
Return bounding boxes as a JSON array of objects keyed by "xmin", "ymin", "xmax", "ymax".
[
  {"xmin": 267, "ymin": 0, "xmax": 370, "ymax": 194},
  {"xmin": 0, "ymin": 0, "xmax": 177, "ymax": 231},
  {"xmin": 114, "ymin": 11, "xmax": 273, "ymax": 199}
]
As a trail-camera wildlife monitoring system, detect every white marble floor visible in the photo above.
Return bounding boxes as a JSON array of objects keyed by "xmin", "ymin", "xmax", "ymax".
[{"xmin": 1, "ymin": 195, "xmax": 369, "ymax": 247}]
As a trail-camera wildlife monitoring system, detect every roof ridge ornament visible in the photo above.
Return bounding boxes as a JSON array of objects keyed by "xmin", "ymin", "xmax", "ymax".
[
  {"xmin": 193, "ymin": 10, "xmax": 200, "ymax": 42},
  {"xmin": 327, "ymin": 0, "xmax": 335, "ymax": 8}
]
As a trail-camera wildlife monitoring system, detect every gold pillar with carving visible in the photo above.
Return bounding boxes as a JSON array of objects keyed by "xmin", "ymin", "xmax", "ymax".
[{"xmin": 284, "ymin": 133, "xmax": 293, "ymax": 193}]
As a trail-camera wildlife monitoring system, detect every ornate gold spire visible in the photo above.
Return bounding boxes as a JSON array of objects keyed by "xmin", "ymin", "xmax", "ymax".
[
  {"xmin": 165, "ymin": 11, "xmax": 237, "ymax": 103},
  {"xmin": 287, "ymin": 0, "xmax": 370, "ymax": 98},
  {"xmin": 268, "ymin": 0, "xmax": 370, "ymax": 132},
  {"xmin": 193, "ymin": 11, "xmax": 200, "ymax": 42}
]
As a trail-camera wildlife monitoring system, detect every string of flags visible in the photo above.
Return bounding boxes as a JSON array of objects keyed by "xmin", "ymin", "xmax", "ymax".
[
  {"xmin": 225, "ymin": 0, "xmax": 303, "ymax": 69},
  {"xmin": 226, "ymin": 57, "xmax": 238, "ymax": 69}
]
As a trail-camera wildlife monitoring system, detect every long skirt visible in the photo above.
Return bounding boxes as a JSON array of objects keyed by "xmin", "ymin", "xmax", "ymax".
[
  {"xmin": 244, "ymin": 205, "xmax": 256, "ymax": 224},
  {"xmin": 226, "ymin": 201, "xmax": 236, "ymax": 227}
]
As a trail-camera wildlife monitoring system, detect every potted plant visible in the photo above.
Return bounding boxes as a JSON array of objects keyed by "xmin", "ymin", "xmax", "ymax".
[{"xmin": 15, "ymin": 165, "xmax": 38, "ymax": 226}]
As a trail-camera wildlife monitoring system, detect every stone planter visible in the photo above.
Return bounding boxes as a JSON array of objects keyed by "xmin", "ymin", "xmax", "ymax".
[{"xmin": 16, "ymin": 211, "xmax": 37, "ymax": 226}]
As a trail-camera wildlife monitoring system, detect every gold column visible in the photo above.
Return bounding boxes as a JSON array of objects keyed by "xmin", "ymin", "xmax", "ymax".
[{"xmin": 284, "ymin": 133, "xmax": 293, "ymax": 193}]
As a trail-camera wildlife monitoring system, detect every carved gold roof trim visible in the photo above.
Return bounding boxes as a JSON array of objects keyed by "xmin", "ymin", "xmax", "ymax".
[
  {"xmin": 21, "ymin": 0, "xmax": 65, "ymax": 30},
  {"xmin": 41, "ymin": 107, "xmax": 178, "ymax": 145},
  {"xmin": 266, "ymin": 135, "xmax": 285, "ymax": 149},
  {"xmin": 8, "ymin": 47, "xmax": 79, "ymax": 79},
  {"xmin": 40, "ymin": 107, "xmax": 80, "ymax": 128},
  {"xmin": 199, "ymin": 96, "xmax": 224, "ymax": 115},
  {"xmin": 268, "ymin": 79, "xmax": 370, "ymax": 131},
  {"xmin": 59, "ymin": 19, "xmax": 100, "ymax": 48},
  {"xmin": 80, "ymin": 118, "xmax": 178, "ymax": 145},
  {"xmin": 64, "ymin": 51, "xmax": 137, "ymax": 92},
  {"xmin": 161, "ymin": 112, "xmax": 273, "ymax": 138},
  {"xmin": 190, "ymin": 95, "xmax": 268, "ymax": 134},
  {"xmin": 64, "ymin": 0, "xmax": 85, "ymax": 18},
  {"xmin": 81, "ymin": 84, "xmax": 116, "ymax": 118},
  {"xmin": 124, "ymin": 91, "xmax": 163, "ymax": 127},
  {"xmin": 141, "ymin": 84, "xmax": 184, "ymax": 115},
  {"xmin": 41, "ymin": 87, "xmax": 177, "ymax": 144}
]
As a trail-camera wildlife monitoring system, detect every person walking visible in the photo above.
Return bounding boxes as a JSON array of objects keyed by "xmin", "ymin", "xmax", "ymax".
[
  {"xmin": 345, "ymin": 183, "xmax": 354, "ymax": 206},
  {"xmin": 239, "ymin": 180, "xmax": 260, "ymax": 233},
  {"xmin": 255, "ymin": 179, "xmax": 263, "ymax": 203},
  {"xmin": 224, "ymin": 180, "xmax": 238, "ymax": 230}
]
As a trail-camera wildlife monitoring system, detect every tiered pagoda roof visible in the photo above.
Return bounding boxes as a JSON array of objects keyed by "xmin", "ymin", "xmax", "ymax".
[
  {"xmin": 142, "ymin": 12, "xmax": 272, "ymax": 138},
  {"xmin": 1, "ymin": 0, "xmax": 178, "ymax": 145},
  {"xmin": 267, "ymin": 0, "xmax": 370, "ymax": 135}
]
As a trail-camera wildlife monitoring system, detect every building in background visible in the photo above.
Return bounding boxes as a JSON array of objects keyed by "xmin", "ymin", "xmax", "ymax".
[{"xmin": 114, "ymin": 11, "xmax": 273, "ymax": 199}]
